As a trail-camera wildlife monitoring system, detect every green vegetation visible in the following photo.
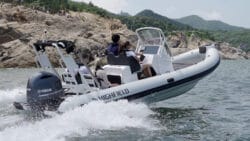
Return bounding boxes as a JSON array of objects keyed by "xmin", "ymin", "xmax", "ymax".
[
  {"xmin": 211, "ymin": 30, "xmax": 250, "ymax": 52},
  {"xmin": 185, "ymin": 30, "xmax": 215, "ymax": 41},
  {"xmin": 22, "ymin": 0, "xmax": 68, "ymax": 13},
  {"xmin": 67, "ymin": 1, "xmax": 114, "ymax": 18},
  {"xmin": 18, "ymin": 0, "xmax": 114, "ymax": 18}
]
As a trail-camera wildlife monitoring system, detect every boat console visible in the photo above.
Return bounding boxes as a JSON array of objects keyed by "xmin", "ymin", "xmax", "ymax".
[{"xmin": 104, "ymin": 27, "xmax": 175, "ymax": 83}]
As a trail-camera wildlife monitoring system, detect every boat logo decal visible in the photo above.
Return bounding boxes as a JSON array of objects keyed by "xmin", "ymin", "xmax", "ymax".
[
  {"xmin": 37, "ymin": 88, "xmax": 52, "ymax": 94},
  {"xmin": 98, "ymin": 88, "xmax": 130, "ymax": 100}
]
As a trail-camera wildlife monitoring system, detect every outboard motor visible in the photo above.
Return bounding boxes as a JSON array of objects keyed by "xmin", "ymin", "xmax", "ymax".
[{"xmin": 27, "ymin": 71, "xmax": 64, "ymax": 112}]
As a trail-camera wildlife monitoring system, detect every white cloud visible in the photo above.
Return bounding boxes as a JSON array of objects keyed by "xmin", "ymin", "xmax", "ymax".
[
  {"xmin": 73, "ymin": 0, "xmax": 128, "ymax": 14},
  {"xmin": 166, "ymin": 6, "xmax": 177, "ymax": 14},
  {"xmin": 205, "ymin": 10, "xmax": 222, "ymax": 20}
]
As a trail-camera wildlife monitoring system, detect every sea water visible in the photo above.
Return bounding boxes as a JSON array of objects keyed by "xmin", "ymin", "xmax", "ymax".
[{"xmin": 0, "ymin": 60, "xmax": 249, "ymax": 141}]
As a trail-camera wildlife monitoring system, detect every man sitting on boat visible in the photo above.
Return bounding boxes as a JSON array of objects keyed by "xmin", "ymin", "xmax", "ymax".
[
  {"xmin": 95, "ymin": 64, "xmax": 111, "ymax": 88},
  {"xmin": 106, "ymin": 34, "xmax": 120, "ymax": 56},
  {"xmin": 95, "ymin": 61, "xmax": 119, "ymax": 88}
]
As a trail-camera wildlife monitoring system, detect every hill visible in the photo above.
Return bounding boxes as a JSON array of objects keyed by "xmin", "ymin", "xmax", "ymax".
[
  {"xmin": 176, "ymin": 15, "xmax": 245, "ymax": 31},
  {"xmin": 116, "ymin": 10, "xmax": 193, "ymax": 35},
  {"xmin": 135, "ymin": 10, "xmax": 191, "ymax": 30}
]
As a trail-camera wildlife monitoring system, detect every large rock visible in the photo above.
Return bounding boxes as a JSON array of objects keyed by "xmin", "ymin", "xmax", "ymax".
[
  {"xmin": 168, "ymin": 32, "xmax": 187, "ymax": 48},
  {"xmin": 217, "ymin": 42, "xmax": 249, "ymax": 59},
  {"xmin": 0, "ymin": 39, "xmax": 35, "ymax": 68},
  {"xmin": 0, "ymin": 23, "xmax": 24, "ymax": 44}
]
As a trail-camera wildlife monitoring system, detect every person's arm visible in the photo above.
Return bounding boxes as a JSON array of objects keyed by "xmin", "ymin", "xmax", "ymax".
[
  {"xmin": 134, "ymin": 54, "xmax": 140, "ymax": 62},
  {"xmin": 135, "ymin": 52, "xmax": 143, "ymax": 56},
  {"xmin": 127, "ymin": 51, "xmax": 140, "ymax": 62}
]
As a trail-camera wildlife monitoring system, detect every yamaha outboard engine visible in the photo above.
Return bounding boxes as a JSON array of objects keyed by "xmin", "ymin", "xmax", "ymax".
[{"xmin": 27, "ymin": 71, "xmax": 64, "ymax": 113}]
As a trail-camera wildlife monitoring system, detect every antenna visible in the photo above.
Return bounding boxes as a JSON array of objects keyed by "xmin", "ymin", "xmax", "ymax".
[{"xmin": 42, "ymin": 29, "xmax": 48, "ymax": 42}]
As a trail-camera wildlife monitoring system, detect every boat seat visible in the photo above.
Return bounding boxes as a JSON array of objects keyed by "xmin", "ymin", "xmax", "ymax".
[
  {"xmin": 107, "ymin": 54, "xmax": 141, "ymax": 73},
  {"xmin": 127, "ymin": 56, "xmax": 141, "ymax": 73},
  {"xmin": 60, "ymin": 55, "xmax": 96, "ymax": 88},
  {"xmin": 107, "ymin": 53, "xmax": 128, "ymax": 65}
]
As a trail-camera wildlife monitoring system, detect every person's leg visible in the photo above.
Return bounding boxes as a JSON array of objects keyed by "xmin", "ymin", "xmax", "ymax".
[
  {"xmin": 142, "ymin": 64, "xmax": 152, "ymax": 77},
  {"xmin": 146, "ymin": 66, "xmax": 152, "ymax": 77}
]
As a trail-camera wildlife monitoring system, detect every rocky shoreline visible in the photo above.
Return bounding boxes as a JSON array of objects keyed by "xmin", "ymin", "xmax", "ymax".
[
  {"xmin": 0, "ymin": 3, "xmax": 249, "ymax": 68},
  {"xmin": 168, "ymin": 32, "xmax": 250, "ymax": 59}
]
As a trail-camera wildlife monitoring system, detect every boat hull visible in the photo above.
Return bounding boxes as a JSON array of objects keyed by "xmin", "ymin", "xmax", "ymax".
[
  {"xmin": 58, "ymin": 50, "xmax": 220, "ymax": 112},
  {"xmin": 133, "ymin": 78, "xmax": 200, "ymax": 104}
]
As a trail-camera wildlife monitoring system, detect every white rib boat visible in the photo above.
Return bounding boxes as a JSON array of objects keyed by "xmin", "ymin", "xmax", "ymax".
[{"xmin": 13, "ymin": 27, "xmax": 220, "ymax": 113}]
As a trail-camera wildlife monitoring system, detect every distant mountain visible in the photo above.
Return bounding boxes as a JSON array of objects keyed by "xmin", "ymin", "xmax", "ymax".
[
  {"xmin": 119, "ymin": 11, "xmax": 130, "ymax": 17},
  {"xmin": 176, "ymin": 15, "xmax": 245, "ymax": 31},
  {"xmin": 117, "ymin": 9, "xmax": 193, "ymax": 35},
  {"xmin": 135, "ymin": 10, "xmax": 192, "ymax": 30}
]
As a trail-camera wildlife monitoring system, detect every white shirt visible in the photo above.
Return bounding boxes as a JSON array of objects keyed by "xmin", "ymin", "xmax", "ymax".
[
  {"xmin": 125, "ymin": 50, "xmax": 136, "ymax": 57},
  {"xmin": 79, "ymin": 66, "xmax": 90, "ymax": 74}
]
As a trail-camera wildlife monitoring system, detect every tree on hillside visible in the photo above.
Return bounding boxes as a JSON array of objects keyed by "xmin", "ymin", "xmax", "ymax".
[{"xmin": 22, "ymin": 0, "xmax": 68, "ymax": 13}]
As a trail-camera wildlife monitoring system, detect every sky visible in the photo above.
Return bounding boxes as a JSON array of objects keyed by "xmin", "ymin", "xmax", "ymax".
[{"xmin": 73, "ymin": 0, "xmax": 250, "ymax": 28}]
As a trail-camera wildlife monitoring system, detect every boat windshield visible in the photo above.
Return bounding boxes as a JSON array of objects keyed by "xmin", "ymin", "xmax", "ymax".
[
  {"xmin": 137, "ymin": 28, "xmax": 164, "ymax": 46},
  {"xmin": 136, "ymin": 27, "xmax": 172, "ymax": 56}
]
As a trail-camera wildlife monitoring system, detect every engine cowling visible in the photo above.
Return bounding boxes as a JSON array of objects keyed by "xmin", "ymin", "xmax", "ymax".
[{"xmin": 27, "ymin": 71, "xmax": 64, "ymax": 111}]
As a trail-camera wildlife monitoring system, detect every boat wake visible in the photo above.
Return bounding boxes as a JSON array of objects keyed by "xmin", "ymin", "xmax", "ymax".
[
  {"xmin": 0, "ymin": 88, "xmax": 159, "ymax": 141},
  {"xmin": 0, "ymin": 88, "xmax": 26, "ymax": 107},
  {"xmin": 0, "ymin": 88, "xmax": 27, "ymax": 131}
]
